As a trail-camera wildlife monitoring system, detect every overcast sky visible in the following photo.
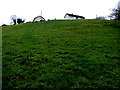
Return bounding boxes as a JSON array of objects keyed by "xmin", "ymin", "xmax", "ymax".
[{"xmin": 0, "ymin": 0, "xmax": 119, "ymax": 25}]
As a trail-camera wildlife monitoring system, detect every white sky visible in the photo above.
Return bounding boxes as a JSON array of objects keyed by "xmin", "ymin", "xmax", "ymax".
[{"xmin": 0, "ymin": 0, "xmax": 119, "ymax": 25}]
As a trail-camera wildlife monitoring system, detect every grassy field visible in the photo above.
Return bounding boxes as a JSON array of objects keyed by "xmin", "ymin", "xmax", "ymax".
[{"xmin": 2, "ymin": 19, "xmax": 120, "ymax": 88}]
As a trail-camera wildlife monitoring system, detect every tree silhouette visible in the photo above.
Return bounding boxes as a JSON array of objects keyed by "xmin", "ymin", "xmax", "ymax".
[{"xmin": 110, "ymin": 1, "xmax": 120, "ymax": 20}]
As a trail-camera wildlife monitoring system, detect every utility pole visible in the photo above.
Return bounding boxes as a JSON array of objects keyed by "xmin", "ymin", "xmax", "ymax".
[{"xmin": 41, "ymin": 10, "xmax": 42, "ymax": 17}]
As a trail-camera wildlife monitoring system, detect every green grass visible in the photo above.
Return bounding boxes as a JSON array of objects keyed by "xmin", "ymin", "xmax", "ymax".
[{"xmin": 2, "ymin": 19, "xmax": 120, "ymax": 88}]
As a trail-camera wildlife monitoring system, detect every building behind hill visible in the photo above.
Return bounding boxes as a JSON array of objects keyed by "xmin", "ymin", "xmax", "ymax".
[
  {"xmin": 64, "ymin": 13, "xmax": 85, "ymax": 19},
  {"xmin": 33, "ymin": 16, "xmax": 45, "ymax": 22}
]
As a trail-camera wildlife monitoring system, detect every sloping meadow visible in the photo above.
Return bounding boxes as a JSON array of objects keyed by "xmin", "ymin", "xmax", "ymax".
[{"xmin": 2, "ymin": 19, "xmax": 120, "ymax": 88}]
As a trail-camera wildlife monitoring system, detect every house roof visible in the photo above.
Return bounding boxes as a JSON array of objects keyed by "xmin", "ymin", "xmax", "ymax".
[
  {"xmin": 33, "ymin": 16, "xmax": 45, "ymax": 22},
  {"xmin": 64, "ymin": 13, "xmax": 85, "ymax": 19}
]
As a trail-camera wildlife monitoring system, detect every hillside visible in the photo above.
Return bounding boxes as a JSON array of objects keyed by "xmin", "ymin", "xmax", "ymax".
[{"xmin": 2, "ymin": 19, "xmax": 120, "ymax": 88}]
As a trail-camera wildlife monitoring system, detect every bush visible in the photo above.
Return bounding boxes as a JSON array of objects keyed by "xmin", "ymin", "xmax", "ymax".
[
  {"xmin": 2, "ymin": 24, "xmax": 7, "ymax": 26},
  {"xmin": 17, "ymin": 18, "xmax": 25, "ymax": 24}
]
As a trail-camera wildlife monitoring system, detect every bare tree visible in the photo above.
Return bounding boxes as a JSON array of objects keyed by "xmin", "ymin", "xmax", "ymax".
[{"xmin": 10, "ymin": 15, "xmax": 17, "ymax": 25}]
